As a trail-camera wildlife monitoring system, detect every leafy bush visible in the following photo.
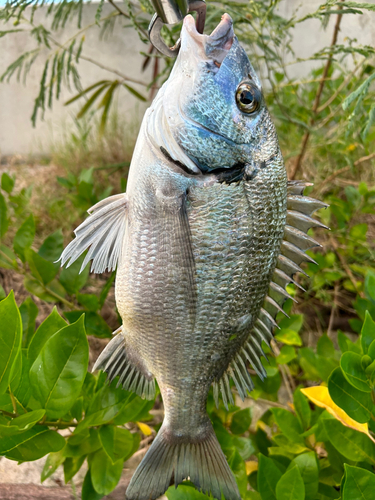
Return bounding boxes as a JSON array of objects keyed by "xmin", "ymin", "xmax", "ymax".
[{"xmin": 1, "ymin": 0, "xmax": 375, "ymax": 499}]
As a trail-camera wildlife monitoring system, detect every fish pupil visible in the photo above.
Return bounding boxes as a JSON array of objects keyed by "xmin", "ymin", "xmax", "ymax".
[{"xmin": 240, "ymin": 90, "xmax": 253, "ymax": 105}]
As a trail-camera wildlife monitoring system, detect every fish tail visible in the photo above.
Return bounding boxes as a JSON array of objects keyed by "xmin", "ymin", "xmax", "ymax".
[{"xmin": 125, "ymin": 421, "xmax": 240, "ymax": 500}]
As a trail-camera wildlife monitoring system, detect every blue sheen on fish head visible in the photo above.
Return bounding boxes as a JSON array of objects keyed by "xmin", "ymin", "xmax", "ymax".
[{"xmin": 162, "ymin": 14, "xmax": 279, "ymax": 172}]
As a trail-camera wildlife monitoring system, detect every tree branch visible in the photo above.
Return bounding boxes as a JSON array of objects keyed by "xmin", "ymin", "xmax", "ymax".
[{"xmin": 290, "ymin": 1, "xmax": 345, "ymax": 180}]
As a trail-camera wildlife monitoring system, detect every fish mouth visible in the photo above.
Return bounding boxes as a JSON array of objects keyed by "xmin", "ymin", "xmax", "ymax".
[{"xmin": 183, "ymin": 13, "xmax": 234, "ymax": 63}]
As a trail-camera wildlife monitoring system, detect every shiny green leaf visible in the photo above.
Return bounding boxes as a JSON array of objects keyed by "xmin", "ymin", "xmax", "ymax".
[
  {"xmin": 342, "ymin": 464, "xmax": 375, "ymax": 500},
  {"xmin": 64, "ymin": 455, "xmax": 86, "ymax": 482},
  {"xmin": 293, "ymin": 388, "xmax": 311, "ymax": 430},
  {"xmin": 0, "ymin": 291, "xmax": 22, "ymax": 395},
  {"xmin": 41, "ymin": 449, "xmax": 66, "ymax": 482},
  {"xmin": 99, "ymin": 425, "xmax": 135, "ymax": 464},
  {"xmin": 26, "ymin": 249, "xmax": 58, "ymax": 285},
  {"xmin": 276, "ymin": 465, "xmax": 305, "ymax": 500},
  {"xmin": 90, "ymin": 449, "xmax": 123, "ymax": 495},
  {"xmin": 340, "ymin": 351, "xmax": 371, "ymax": 392},
  {"xmin": 28, "ymin": 307, "xmax": 67, "ymax": 365},
  {"xmin": 323, "ymin": 418, "xmax": 375, "ymax": 464},
  {"xmin": 271, "ymin": 408, "xmax": 303, "ymax": 443},
  {"xmin": 328, "ymin": 367, "xmax": 372, "ymax": 423},
  {"xmin": 258, "ymin": 454, "xmax": 283, "ymax": 500},
  {"xmin": 0, "ymin": 426, "xmax": 65, "ymax": 461},
  {"xmin": 166, "ymin": 483, "xmax": 209, "ymax": 500},
  {"xmin": 274, "ymin": 329, "xmax": 302, "ymax": 346},
  {"xmin": 19, "ymin": 297, "xmax": 38, "ymax": 348},
  {"xmin": 29, "ymin": 316, "xmax": 89, "ymax": 419},
  {"xmin": 81, "ymin": 469, "xmax": 104, "ymax": 500},
  {"xmin": 287, "ymin": 452, "xmax": 318, "ymax": 500},
  {"xmin": 361, "ymin": 311, "xmax": 375, "ymax": 354}
]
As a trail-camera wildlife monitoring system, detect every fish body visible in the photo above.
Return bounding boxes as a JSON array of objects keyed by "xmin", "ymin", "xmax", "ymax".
[{"xmin": 60, "ymin": 13, "xmax": 326, "ymax": 500}]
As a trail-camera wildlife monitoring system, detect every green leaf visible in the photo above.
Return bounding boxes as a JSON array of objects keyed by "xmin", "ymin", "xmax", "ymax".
[
  {"xmin": 90, "ymin": 449, "xmax": 123, "ymax": 495},
  {"xmin": 365, "ymin": 273, "xmax": 375, "ymax": 304},
  {"xmin": 274, "ymin": 329, "xmax": 302, "ymax": 346},
  {"xmin": 228, "ymin": 449, "xmax": 248, "ymax": 496},
  {"xmin": 0, "ymin": 291, "xmax": 22, "ymax": 395},
  {"xmin": 276, "ymin": 345, "xmax": 296, "ymax": 364},
  {"xmin": 287, "ymin": 452, "xmax": 318, "ymax": 500},
  {"xmin": 257, "ymin": 454, "xmax": 283, "ymax": 500},
  {"xmin": 38, "ymin": 230, "xmax": 63, "ymax": 268},
  {"xmin": 28, "ymin": 307, "xmax": 67, "ymax": 365},
  {"xmin": 19, "ymin": 297, "xmax": 38, "ymax": 348},
  {"xmin": 340, "ymin": 351, "xmax": 371, "ymax": 392},
  {"xmin": 41, "ymin": 449, "xmax": 65, "ymax": 482},
  {"xmin": 361, "ymin": 311, "xmax": 375, "ymax": 354},
  {"xmin": 271, "ymin": 408, "xmax": 303, "ymax": 443},
  {"xmin": 81, "ymin": 469, "xmax": 104, "ymax": 500},
  {"xmin": 29, "ymin": 316, "xmax": 89, "ymax": 419},
  {"xmin": 64, "ymin": 310, "xmax": 112, "ymax": 338},
  {"xmin": 26, "ymin": 248, "xmax": 58, "ymax": 285},
  {"xmin": 98, "ymin": 426, "xmax": 135, "ymax": 464},
  {"xmin": 123, "ymin": 83, "xmax": 147, "ymax": 102},
  {"xmin": 276, "ymin": 465, "xmax": 305, "ymax": 500},
  {"xmin": 166, "ymin": 483, "xmax": 210, "ymax": 500},
  {"xmin": 0, "ymin": 244, "xmax": 17, "ymax": 269},
  {"xmin": 59, "ymin": 255, "xmax": 90, "ymax": 294},
  {"xmin": 317, "ymin": 335, "xmax": 335, "ymax": 358},
  {"xmin": 0, "ymin": 426, "xmax": 65, "ymax": 461},
  {"xmin": 293, "ymin": 388, "xmax": 311, "ymax": 430},
  {"xmin": 342, "ymin": 464, "xmax": 375, "ymax": 500},
  {"xmin": 64, "ymin": 455, "xmax": 86, "ymax": 482},
  {"xmin": 12, "ymin": 350, "xmax": 32, "ymax": 407},
  {"xmin": 0, "ymin": 192, "xmax": 9, "ymax": 237},
  {"xmin": 76, "ymin": 382, "xmax": 131, "ymax": 432},
  {"xmin": 323, "ymin": 418, "xmax": 375, "ymax": 464},
  {"xmin": 0, "ymin": 409, "xmax": 46, "ymax": 436},
  {"xmin": 0, "ymin": 284, "xmax": 5, "ymax": 300},
  {"xmin": 13, "ymin": 214, "xmax": 35, "ymax": 262},
  {"xmin": 230, "ymin": 408, "xmax": 252, "ymax": 435},
  {"xmin": 23, "ymin": 276, "xmax": 65, "ymax": 303},
  {"xmin": 77, "ymin": 293, "xmax": 100, "ymax": 312},
  {"xmin": 1, "ymin": 172, "xmax": 15, "ymax": 193},
  {"xmin": 328, "ymin": 367, "xmax": 372, "ymax": 423}
]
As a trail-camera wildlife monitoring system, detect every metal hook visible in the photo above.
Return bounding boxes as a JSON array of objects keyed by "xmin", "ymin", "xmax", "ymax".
[{"xmin": 148, "ymin": 0, "xmax": 206, "ymax": 57}]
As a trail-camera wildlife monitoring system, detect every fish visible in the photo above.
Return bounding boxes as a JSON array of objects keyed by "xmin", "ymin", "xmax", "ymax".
[{"xmin": 59, "ymin": 12, "xmax": 327, "ymax": 500}]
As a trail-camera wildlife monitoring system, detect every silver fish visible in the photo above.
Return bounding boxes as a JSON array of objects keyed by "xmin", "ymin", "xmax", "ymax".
[{"xmin": 60, "ymin": 13, "xmax": 327, "ymax": 500}]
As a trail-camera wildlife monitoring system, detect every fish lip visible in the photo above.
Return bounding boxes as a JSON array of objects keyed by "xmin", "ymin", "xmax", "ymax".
[{"xmin": 183, "ymin": 13, "xmax": 234, "ymax": 61}]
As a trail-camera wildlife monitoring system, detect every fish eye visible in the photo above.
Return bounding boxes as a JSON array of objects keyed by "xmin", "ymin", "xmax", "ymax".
[{"xmin": 235, "ymin": 82, "xmax": 261, "ymax": 114}]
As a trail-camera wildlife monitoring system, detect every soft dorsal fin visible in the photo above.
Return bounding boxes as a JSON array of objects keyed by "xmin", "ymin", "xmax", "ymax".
[
  {"xmin": 59, "ymin": 193, "xmax": 128, "ymax": 273},
  {"xmin": 213, "ymin": 181, "xmax": 328, "ymax": 408}
]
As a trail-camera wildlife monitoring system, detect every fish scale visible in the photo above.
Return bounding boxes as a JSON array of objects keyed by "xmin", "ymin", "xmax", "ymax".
[{"xmin": 59, "ymin": 13, "xmax": 327, "ymax": 500}]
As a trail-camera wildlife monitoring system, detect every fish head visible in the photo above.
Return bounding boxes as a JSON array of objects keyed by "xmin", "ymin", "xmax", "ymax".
[{"xmin": 159, "ymin": 14, "xmax": 279, "ymax": 173}]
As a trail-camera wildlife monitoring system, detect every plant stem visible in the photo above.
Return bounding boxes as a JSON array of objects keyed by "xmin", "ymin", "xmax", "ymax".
[
  {"xmin": 290, "ymin": 1, "xmax": 345, "ymax": 180},
  {"xmin": 9, "ymin": 388, "xmax": 17, "ymax": 415},
  {"xmin": 0, "ymin": 409, "xmax": 17, "ymax": 418}
]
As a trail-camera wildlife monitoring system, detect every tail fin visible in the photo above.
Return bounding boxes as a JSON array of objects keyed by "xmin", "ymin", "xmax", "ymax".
[{"xmin": 125, "ymin": 423, "xmax": 240, "ymax": 500}]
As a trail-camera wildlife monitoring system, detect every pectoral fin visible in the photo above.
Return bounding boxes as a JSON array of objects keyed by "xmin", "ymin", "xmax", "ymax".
[{"xmin": 59, "ymin": 193, "xmax": 128, "ymax": 273}]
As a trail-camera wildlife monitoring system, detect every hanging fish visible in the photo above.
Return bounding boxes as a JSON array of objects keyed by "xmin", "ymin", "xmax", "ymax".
[{"xmin": 60, "ymin": 13, "xmax": 327, "ymax": 500}]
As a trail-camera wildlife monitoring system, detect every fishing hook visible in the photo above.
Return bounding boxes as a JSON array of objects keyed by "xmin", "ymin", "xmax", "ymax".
[{"xmin": 148, "ymin": 0, "xmax": 206, "ymax": 57}]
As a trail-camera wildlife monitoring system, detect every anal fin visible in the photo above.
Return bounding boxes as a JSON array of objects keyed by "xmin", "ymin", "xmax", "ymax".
[{"xmin": 93, "ymin": 329, "xmax": 155, "ymax": 400}]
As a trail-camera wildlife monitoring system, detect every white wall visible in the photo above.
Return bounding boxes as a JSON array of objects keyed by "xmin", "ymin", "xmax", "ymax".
[{"xmin": 0, "ymin": 1, "xmax": 374, "ymax": 156}]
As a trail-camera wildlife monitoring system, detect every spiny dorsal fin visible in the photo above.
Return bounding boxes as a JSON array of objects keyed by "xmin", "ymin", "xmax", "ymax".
[
  {"xmin": 213, "ymin": 182, "xmax": 328, "ymax": 408},
  {"xmin": 59, "ymin": 192, "xmax": 128, "ymax": 274},
  {"xmin": 93, "ymin": 329, "xmax": 155, "ymax": 400}
]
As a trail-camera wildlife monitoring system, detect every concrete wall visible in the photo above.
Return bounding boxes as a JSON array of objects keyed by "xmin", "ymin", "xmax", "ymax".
[{"xmin": 0, "ymin": 1, "xmax": 374, "ymax": 156}]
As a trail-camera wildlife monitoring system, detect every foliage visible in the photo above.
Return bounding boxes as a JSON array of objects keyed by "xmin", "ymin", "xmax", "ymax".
[{"xmin": 0, "ymin": 0, "xmax": 375, "ymax": 498}]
